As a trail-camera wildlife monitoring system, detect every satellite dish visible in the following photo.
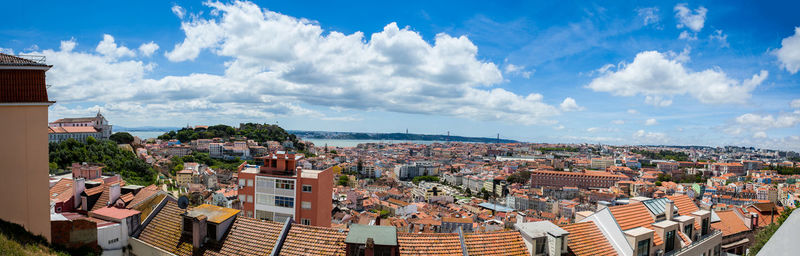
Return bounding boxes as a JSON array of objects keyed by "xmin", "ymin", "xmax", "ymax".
[{"xmin": 178, "ymin": 196, "xmax": 190, "ymax": 209}]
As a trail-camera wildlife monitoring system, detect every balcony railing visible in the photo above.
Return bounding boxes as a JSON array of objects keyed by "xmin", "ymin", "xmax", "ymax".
[{"xmin": 665, "ymin": 229, "xmax": 722, "ymax": 256}]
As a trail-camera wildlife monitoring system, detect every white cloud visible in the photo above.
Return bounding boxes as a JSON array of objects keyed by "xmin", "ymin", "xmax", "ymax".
[
  {"xmin": 753, "ymin": 131, "xmax": 767, "ymax": 139},
  {"xmin": 587, "ymin": 51, "xmax": 768, "ymax": 105},
  {"xmin": 612, "ymin": 120, "xmax": 625, "ymax": 125},
  {"xmin": 138, "ymin": 42, "xmax": 159, "ymax": 57},
  {"xmin": 553, "ymin": 125, "xmax": 565, "ymax": 130},
  {"xmin": 560, "ymin": 97, "xmax": 585, "ymax": 112},
  {"xmin": 637, "ymin": 7, "xmax": 660, "ymax": 26},
  {"xmin": 0, "ymin": 47, "xmax": 13, "ymax": 54},
  {"xmin": 710, "ymin": 30, "xmax": 729, "ymax": 48},
  {"xmin": 645, "ymin": 118, "xmax": 658, "ymax": 126},
  {"xmin": 95, "ymin": 34, "xmax": 136, "ymax": 59},
  {"xmin": 503, "ymin": 63, "xmax": 532, "ymax": 78},
  {"xmin": 674, "ymin": 3, "xmax": 707, "ymax": 32},
  {"xmin": 627, "ymin": 109, "xmax": 639, "ymax": 114},
  {"xmin": 644, "ymin": 95, "xmax": 673, "ymax": 107},
  {"xmin": 678, "ymin": 31, "xmax": 697, "ymax": 41},
  {"xmin": 60, "ymin": 39, "xmax": 76, "ymax": 52},
  {"xmin": 587, "ymin": 127, "xmax": 599, "ymax": 133},
  {"xmin": 633, "ymin": 129, "xmax": 668, "ymax": 143},
  {"xmin": 37, "ymin": 1, "xmax": 564, "ymax": 126},
  {"xmin": 774, "ymin": 27, "xmax": 800, "ymax": 74},
  {"xmin": 735, "ymin": 112, "xmax": 800, "ymax": 130},
  {"xmin": 171, "ymin": 5, "xmax": 186, "ymax": 19},
  {"xmin": 791, "ymin": 99, "xmax": 800, "ymax": 109}
]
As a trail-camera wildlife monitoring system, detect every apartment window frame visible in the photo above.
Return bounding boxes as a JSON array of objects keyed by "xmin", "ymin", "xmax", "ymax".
[
  {"xmin": 636, "ymin": 239, "xmax": 650, "ymax": 256},
  {"xmin": 702, "ymin": 218, "xmax": 710, "ymax": 236},
  {"xmin": 247, "ymin": 179, "xmax": 254, "ymax": 187},
  {"xmin": 276, "ymin": 179, "xmax": 295, "ymax": 190},
  {"xmin": 301, "ymin": 218, "xmax": 311, "ymax": 225},
  {"xmin": 302, "ymin": 185, "xmax": 312, "ymax": 193},
  {"xmin": 665, "ymin": 229, "xmax": 676, "ymax": 253},
  {"xmin": 684, "ymin": 224, "xmax": 693, "ymax": 238},
  {"xmin": 275, "ymin": 196, "xmax": 294, "ymax": 208},
  {"xmin": 301, "ymin": 201, "xmax": 311, "ymax": 209}
]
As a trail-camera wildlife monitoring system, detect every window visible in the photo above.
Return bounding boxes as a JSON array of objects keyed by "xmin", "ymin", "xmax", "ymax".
[
  {"xmin": 247, "ymin": 179, "xmax": 254, "ymax": 187},
  {"xmin": 302, "ymin": 201, "xmax": 311, "ymax": 209},
  {"xmin": 302, "ymin": 185, "xmax": 312, "ymax": 192},
  {"xmin": 665, "ymin": 230, "xmax": 676, "ymax": 253},
  {"xmin": 636, "ymin": 239, "xmax": 650, "ymax": 256},
  {"xmin": 684, "ymin": 224, "xmax": 693, "ymax": 238},
  {"xmin": 238, "ymin": 195, "xmax": 245, "ymax": 201},
  {"xmin": 702, "ymin": 218, "xmax": 710, "ymax": 236},
  {"xmin": 247, "ymin": 195, "xmax": 253, "ymax": 203},
  {"xmin": 301, "ymin": 218, "xmax": 311, "ymax": 225},
  {"xmin": 275, "ymin": 196, "xmax": 294, "ymax": 208},
  {"xmin": 276, "ymin": 180, "xmax": 295, "ymax": 190}
]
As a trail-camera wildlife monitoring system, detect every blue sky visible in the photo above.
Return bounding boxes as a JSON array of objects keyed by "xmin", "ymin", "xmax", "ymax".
[{"xmin": 2, "ymin": 0, "xmax": 800, "ymax": 150}]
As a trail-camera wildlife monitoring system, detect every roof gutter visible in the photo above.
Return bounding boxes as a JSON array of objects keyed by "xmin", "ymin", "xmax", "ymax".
[{"xmin": 269, "ymin": 217, "xmax": 293, "ymax": 256}]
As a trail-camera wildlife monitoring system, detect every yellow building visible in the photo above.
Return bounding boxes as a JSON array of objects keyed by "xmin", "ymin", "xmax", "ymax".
[{"xmin": 0, "ymin": 54, "xmax": 52, "ymax": 240}]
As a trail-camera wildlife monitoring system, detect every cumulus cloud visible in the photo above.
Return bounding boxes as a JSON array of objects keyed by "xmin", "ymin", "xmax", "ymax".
[
  {"xmin": 774, "ymin": 27, "xmax": 800, "ymax": 74},
  {"xmin": 710, "ymin": 30, "xmax": 729, "ymax": 48},
  {"xmin": 645, "ymin": 118, "xmax": 658, "ymax": 126},
  {"xmin": 559, "ymin": 97, "xmax": 584, "ymax": 112},
  {"xmin": 503, "ymin": 63, "xmax": 532, "ymax": 78},
  {"xmin": 612, "ymin": 120, "xmax": 625, "ymax": 125},
  {"xmin": 171, "ymin": 5, "xmax": 186, "ymax": 19},
  {"xmin": 645, "ymin": 95, "xmax": 672, "ymax": 107},
  {"xmin": 0, "ymin": 47, "xmax": 13, "ymax": 54},
  {"xmin": 791, "ymin": 99, "xmax": 800, "ymax": 109},
  {"xmin": 138, "ymin": 42, "xmax": 159, "ymax": 57},
  {"xmin": 95, "ymin": 34, "xmax": 136, "ymax": 59},
  {"xmin": 726, "ymin": 111, "xmax": 800, "ymax": 138},
  {"xmin": 37, "ymin": 1, "xmax": 564, "ymax": 126},
  {"xmin": 627, "ymin": 109, "xmax": 639, "ymax": 114},
  {"xmin": 587, "ymin": 51, "xmax": 768, "ymax": 105},
  {"xmin": 753, "ymin": 131, "xmax": 767, "ymax": 139},
  {"xmin": 633, "ymin": 129, "xmax": 668, "ymax": 143},
  {"xmin": 637, "ymin": 7, "xmax": 660, "ymax": 26},
  {"xmin": 674, "ymin": 3, "xmax": 707, "ymax": 32},
  {"xmin": 679, "ymin": 31, "xmax": 697, "ymax": 41}
]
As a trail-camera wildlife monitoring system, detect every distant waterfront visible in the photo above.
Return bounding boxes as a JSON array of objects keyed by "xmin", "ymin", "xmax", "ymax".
[
  {"xmin": 128, "ymin": 131, "xmax": 166, "ymax": 139},
  {"xmin": 125, "ymin": 131, "xmax": 477, "ymax": 147}
]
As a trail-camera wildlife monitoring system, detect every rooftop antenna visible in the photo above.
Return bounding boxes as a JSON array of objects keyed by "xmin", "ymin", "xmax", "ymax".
[{"xmin": 497, "ymin": 133, "xmax": 500, "ymax": 144}]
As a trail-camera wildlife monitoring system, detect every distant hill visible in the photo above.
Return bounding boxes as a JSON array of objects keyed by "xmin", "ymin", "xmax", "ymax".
[
  {"xmin": 290, "ymin": 130, "xmax": 517, "ymax": 143},
  {"xmin": 115, "ymin": 126, "xmax": 181, "ymax": 132}
]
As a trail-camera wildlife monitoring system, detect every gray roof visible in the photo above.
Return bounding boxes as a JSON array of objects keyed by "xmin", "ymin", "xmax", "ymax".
[
  {"xmin": 642, "ymin": 198, "xmax": 678, "ymax": 216},
  {"xmin": 345, "ymin": 224, "xmax": 397, "ymax": 246},
  {"xmin": 515, "ymin": 221, "xmax": 568, "ymax": 237}
]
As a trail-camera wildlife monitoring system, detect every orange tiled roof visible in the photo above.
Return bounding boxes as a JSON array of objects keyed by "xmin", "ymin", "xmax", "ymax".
[
  {"xmin": 398, "ymin": 233, "xmax": 463, "ymax": 256},
  {"xmin": 463, "ymin": 231, "xmax": 527, "ymax": 256},
  {"xmin": 280, "ymin": 224, "xmax": 347, "ymax": 256},
  {"xmin": 205, "ymin": 217, "xmax": 283, "ymax": 255},
  {"xmin": 666, "ymin": 194, "xmax": 701, "ymax": 230},
  {"xmin": 608, "ymin": 203, "xmax": 663, "ymax": 245},
  {"xmin": 561, "ymin": 222, "xmax": 618, "ymax": 256},
  {"xmin": 50, "ymin": 178, "xmax": 74, "ymax": 202},
  {"xmin": 711, "ymin": 210, "xmax": 750, "ymax": 236},
  {"xmin": 137, "ymin": 200, "xmax": 193, "ymax": 256}
]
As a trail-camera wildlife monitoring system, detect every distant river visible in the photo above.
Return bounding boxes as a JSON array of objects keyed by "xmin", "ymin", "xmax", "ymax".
[
  {"xmin": 301, "ymin": 138, "xmax": 454, "ymax": 147},
  {"xmin": 127, "ymin": 131, "xmax": 167, "ymax": 139}
]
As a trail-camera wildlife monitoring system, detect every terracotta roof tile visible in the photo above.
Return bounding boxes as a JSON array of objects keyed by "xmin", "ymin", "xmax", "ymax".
[
  {"xmin": 279, "ymin": 224, "xmax": 347, "ymax": 256},
  {"xmin": 204, "ymin": 217, "xmax": 283, "ymax": 256},
  {"xmin": 608, "ymin": 203, "xmax": 663, "ymax": 245},
  {"xmin": 561, "ymin": 222, "xmax": 618, "ymax": 256},
  {"xmin": 464, "ymin": 231, "xmax": 527, "ymax": 256},
  {"xmin": 398, "ymin": 233, "xmax": 463, "ymax": 256},
  {"xmin": 711, "ymin": 210, "xmax": 750, "ymax": 236},
  {"xmin": 137, "ymin": 200, "xmax": 193, "ymax": 256},
  {"xmin": 49, "ymin": 178, "xmax": 74, "ymax": 202}
]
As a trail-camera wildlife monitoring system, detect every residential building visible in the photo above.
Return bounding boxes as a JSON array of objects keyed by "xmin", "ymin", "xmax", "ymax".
[
  {"xmin": 238, "ymin": 152, "xmax": 333, "ymax": 227},
  {"xmin": 530, "ymin": 169, "xmax": 628, "ymax": 189},
  {"xmin": 71, "ymin": 162, "xmax": 104, "ymax": 180},
  {"xmin": 0, "ymin": 53, "xmax": 52, "ymax": 240}
]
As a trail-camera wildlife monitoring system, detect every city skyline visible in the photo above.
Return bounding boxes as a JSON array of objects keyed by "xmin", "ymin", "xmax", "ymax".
[{"xmin": 2, "ymin": 0, "xmax": 800, "ymax": 150}]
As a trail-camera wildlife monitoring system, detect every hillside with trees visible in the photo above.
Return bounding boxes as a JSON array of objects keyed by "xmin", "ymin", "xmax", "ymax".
[
  {"xmin": 48, "ymin": 138, "xmax": 156, "ymax": 185},
  {"xmin": 157, "ymin": 123, "xmax": 306, "ymax": 151}
]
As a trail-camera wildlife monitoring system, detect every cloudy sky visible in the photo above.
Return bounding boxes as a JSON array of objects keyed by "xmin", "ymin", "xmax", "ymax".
[{"xmin": 2, "ymin": 0, "xmax": 800, "ymax": 150}]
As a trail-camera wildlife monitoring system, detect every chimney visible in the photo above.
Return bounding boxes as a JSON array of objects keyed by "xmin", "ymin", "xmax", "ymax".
[
  {"xmin": 296, "ymin": 166, "xmax": 303, "ymax": 178},
  {"xmin": 751, "ymin": 213, "xmax": 758, "ymax": 229},
  {"xmin": 665, "ymin": 200, "xmax": 674, "ymax": 221},
  {"xmin": 74, "ymin": 178, "xmax": 85, "ymax": 209},
  {"xmin": 109, "ymin": 183, "xmax": 121, "ymax": 206},
  {"xmin": 183, "ymin": 215, "xmax": 207, "ymax": 249}
]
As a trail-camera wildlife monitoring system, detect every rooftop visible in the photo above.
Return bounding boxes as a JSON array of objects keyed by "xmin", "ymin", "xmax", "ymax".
[
  {"xmin": 185, "ymin": 204, "xmax": 240, "ymax": 224},
  {"xmin": 345, "ymin": 224, "xmax": 398, "ymax": 246}
]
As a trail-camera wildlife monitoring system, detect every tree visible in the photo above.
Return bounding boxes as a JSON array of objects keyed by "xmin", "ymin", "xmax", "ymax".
[
  {"xmin": 337, "ymin": 175, "xmax": 350, "ymax": 186},
  {"xmin": 465, "ymin": 188, "xmax": 472, "ymax": 197},
  {"xmin": 507, "ymin": 170, "xmax": 531, "ymax": 184},
  {"xmin": 480, "ymin": 188, "xmax": 491, "ymax": 200},
  {"xmin": 109, "ymin": 132, "xmax": 135, "ymax": 144}
]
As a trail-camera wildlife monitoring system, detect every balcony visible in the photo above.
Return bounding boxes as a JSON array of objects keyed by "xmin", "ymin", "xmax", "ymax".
[{"xmin": 666, "ymin": 229, "xmax": 722, "ymax": 256}]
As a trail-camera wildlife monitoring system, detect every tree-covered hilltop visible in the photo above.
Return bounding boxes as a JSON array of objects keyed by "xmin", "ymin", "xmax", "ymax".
[
  {"xmin": 631, "ymin": 149, "xmax": 690, "ymax": 161},
  {"xmin": 48, "ymin": 138, "xmax": 157, "ymax": 185},
  {"xmin": 290, "ymin": 130, "xmax": 518, "ymax": 143},
  {"xmin": 157, "ymin": 123, "xmax": 306, "ymax": 151}
]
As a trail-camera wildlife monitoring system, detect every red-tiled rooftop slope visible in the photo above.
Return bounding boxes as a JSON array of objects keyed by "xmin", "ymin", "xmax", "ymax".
[
  {"xmin": 137, "ymin": 200, "xmax": 193, "ymax": 256},
  {"xmin": 666, "ymin": 194, "xmax": 701, "ymax": 229},
  {"xmin": 205, "ymin": 217, "xmax": 284, "ymax": 255},
  {"xmin": 608, "ymin": 202, "xmax": 663, "ymax": 245},
  {"xmin": 279, "ymin": 224, "xmax": 347, "ymax": 256},
  {"xmin": 0, "ymin": 53, "xmax": 51, "ymax": 103},
  {"xmin": 397, "ymin": 233, "xmax": 463, "ymax": 256},
  {"xmin": 463, "ymin": 230, "xmax": 528, "ymax": 256},
  {"xmin": 561, "ymin": 222, "xmax": 618, "ymax": 256}
]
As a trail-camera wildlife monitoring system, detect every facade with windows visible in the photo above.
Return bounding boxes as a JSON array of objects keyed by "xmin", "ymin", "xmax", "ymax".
[{"xmin": 238, "ymin": 152, "xmax": 333, "ymax": 227}]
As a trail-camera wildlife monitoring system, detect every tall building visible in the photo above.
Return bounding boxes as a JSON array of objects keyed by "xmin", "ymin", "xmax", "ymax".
[
  {"xmin": 48, "ymin": 111, "xmax": 112, "ymax": 142},
  {"xmin": 0, "ymin": 53, "xmax": 52, "ymax": 240},
  {"xmin": 238, "ymin": 151, "xmax": 333, "ymax": 227}
]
